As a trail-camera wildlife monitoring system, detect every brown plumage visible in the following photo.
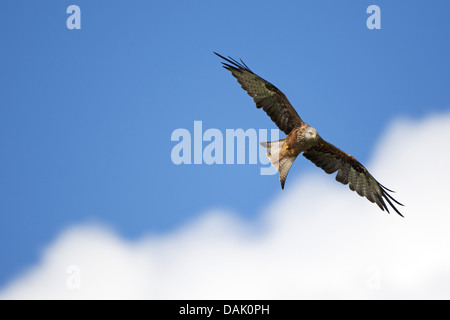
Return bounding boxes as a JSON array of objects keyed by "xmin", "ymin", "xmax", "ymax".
[{"xmin": 215, "ymin": 52, "xmax": 404, "ymax": 216}]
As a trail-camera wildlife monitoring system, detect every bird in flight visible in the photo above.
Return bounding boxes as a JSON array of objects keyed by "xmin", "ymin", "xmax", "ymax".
[{"xmin": 215, "ymin": 52, "xmax": 403, "ymax": 216}]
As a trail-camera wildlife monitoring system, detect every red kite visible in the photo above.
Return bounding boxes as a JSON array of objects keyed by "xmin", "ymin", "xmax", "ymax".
[{"xmin": 215, "ymin": 53, "xmax": 403, "ymax": 216}]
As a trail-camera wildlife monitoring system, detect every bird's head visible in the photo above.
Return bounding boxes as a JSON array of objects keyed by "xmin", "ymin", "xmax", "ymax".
[{"xmin": 306, "ymin": 127, "xmax": 319, "ymax": 141}]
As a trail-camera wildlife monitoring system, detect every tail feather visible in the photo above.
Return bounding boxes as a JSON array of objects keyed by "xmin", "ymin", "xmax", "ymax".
[
  {"xmin": 260, "ymin": 138, "xmax": 284, "ymax": 171},
  {"xmin": 260, "ymin": 139, "xmax": 297, "ymax": 189},
  {"xmin": 260, "ymin": 139, "xmax": 285, "ymax": 152},
  {"xmin": 278, "ymin": 156, "xmax": 297, "ymax": 189}
]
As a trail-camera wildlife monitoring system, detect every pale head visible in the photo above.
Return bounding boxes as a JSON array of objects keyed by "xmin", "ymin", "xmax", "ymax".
[{"xmin": 305, "ymin": 126, "xmax": 319, "ymax": 141}]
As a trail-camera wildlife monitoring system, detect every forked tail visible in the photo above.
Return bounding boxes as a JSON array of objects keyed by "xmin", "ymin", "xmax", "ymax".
[{"xmin": 260, "ymin": 139, "xmax": 297, "ymax": 189}]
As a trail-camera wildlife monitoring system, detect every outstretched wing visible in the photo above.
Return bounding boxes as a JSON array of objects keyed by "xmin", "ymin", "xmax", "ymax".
[
  {"xmin": 303, "ymin": 138, "xmax": 404, "ymax": 216},
  {"xmin": 215, "ymin": 52, "xmax": 303, "ymax": 135}
]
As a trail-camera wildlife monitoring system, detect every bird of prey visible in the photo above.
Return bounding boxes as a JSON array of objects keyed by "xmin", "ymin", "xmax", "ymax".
[{"xmin": 215, "ymin": 52, "xmax": 403, "ymax": 216}]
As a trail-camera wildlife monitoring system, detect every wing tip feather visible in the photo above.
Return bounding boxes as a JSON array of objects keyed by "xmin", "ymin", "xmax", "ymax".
[
  {"xmin": 214, "ymin": 52, "xmax": 252, "ymax": 72},
  {"xmin": 380, "ymin": 184, "xmax": 404, "ymax": 217}
]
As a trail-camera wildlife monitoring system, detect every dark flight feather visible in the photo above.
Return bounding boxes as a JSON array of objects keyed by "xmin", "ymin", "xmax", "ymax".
[
  {"xmin": 214, "ymin": 52, "xmax": 303, "ymax": 135},
  {"xmin": 303, "ymin": 139, "xmax": 404, "ymax": 216}
]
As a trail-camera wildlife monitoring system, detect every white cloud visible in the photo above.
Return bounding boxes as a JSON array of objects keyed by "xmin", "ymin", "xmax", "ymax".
[{"xmin": 2, "ymin": 112, "xmax": 450, "ymax": 299}]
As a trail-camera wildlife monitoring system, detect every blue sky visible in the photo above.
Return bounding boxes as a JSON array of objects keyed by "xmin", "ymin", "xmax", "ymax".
[{"xmin": 0, "ymin": 0, "xmax": 449, "ymax": 293}]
